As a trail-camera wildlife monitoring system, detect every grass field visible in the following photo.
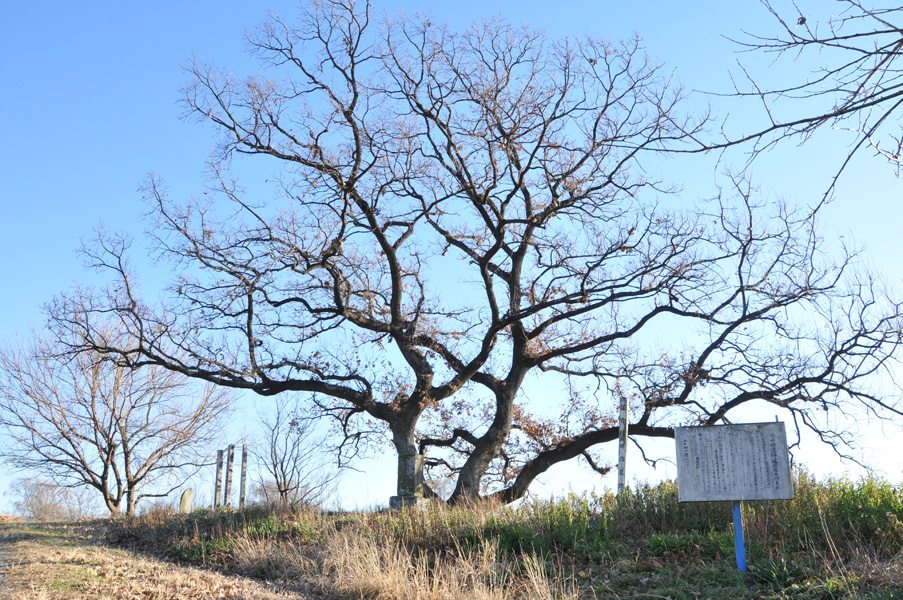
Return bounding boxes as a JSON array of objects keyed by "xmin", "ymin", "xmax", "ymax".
[{"xmin": 2, "ymin": 472, "xmax": 902, "ymax": 599}]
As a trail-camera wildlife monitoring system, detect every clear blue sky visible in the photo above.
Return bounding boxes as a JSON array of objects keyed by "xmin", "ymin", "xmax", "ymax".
[{"xmin": 2, "ymin": 0, "xmax": 901, "ymax": 512}]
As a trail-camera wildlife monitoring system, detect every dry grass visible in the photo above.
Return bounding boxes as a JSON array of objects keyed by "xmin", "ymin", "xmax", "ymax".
[
  {"xmin": 0, "ymin": 513, "xmax": 581, "ymax": 600},
  {"xmin": 169, "ymin": 504, "xmax": 581, "ymax": 600},
  {"xmin": 5, "ymin": 475, "xmax": 903, "ymax": 600},
  {"xmin": 311, "ymin": 531, "xmax": 577, "ymax": 600},
  {"xmin": 99, "ymin": 493, "xmax": 903, "ymax": 599},
  {"xmin": 0, "ymin": 522, "xmax": 314, "ymax": 599}
]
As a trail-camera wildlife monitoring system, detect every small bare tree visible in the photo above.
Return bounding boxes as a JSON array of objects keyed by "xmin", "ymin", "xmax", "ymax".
[
  {"xmin": 0, "ymin": 325, "xmax": 234, "ymax": 517},
  {"xmin": 255, "ymin": 400, "xmax": 339, "ymax": 508},
  {"xmin": 7, "ymin": 477, "xmax": 97, "ymax": 522}
]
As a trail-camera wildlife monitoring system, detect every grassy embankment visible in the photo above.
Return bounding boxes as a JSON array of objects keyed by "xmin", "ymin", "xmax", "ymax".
[{"xmin": 4, "ymin": 472, "xmax": 903, "ymax": 599}]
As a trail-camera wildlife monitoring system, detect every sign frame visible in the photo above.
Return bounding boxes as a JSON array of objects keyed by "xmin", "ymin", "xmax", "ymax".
[{"xmin": 675, "ymin": 422, "xmax": 794, "ymax": 503}]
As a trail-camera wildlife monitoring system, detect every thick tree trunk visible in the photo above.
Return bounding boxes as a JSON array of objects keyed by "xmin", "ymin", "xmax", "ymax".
[
  {"xmin": 388, "ymin": 404, "xmax": 428, "ymax": 505},
  {"xmin": 390, "ymin": 413, "xmax": 420, "ymax": 495},
  {"xmin": 126, "ymin": 488, "xmax": 138, "ymax": 517},
  {"xmin": 450, "ymin": 380, "xmax": 523, "ymax": 503}
]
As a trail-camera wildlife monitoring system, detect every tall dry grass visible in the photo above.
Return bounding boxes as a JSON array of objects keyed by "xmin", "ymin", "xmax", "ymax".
[{"xmin": 224, "ymin": 505, "xmax": 580, "ymax": 600}]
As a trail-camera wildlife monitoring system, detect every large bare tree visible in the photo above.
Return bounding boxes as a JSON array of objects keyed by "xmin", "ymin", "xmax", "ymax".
[
  {"xmin": 0, "ymin": 326, "xmax": 234, "ymax": 516},
  {"xmin": 56, "ymin": 0, "xmax": 903, "ymax": 504}
]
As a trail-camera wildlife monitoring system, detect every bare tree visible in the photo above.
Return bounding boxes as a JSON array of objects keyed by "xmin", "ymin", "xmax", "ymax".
[
  {"xmin": 56, "ymin": 1, "xmax": 903, "ymax": 505},
  {"xmin": 7, "ymin": 477, "xmax": 98, "ymax": 522},
  {"xmin": 711, "ymin": 0, "xmax": 903, "ymax": 196},
  {"xmin": 255, "ymin": 400, "xmax": 339, "ymax": 508},
  {"xmin": 0, "ymin": 325, "xmax": 234, "ymax": 516}
]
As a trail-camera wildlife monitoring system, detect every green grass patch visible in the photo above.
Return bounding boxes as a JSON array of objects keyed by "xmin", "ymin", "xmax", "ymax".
[
  {"xmin": 45, "ymin": 566, "xmax": 100, "ymax": 590},
  {"xmin": 167, "ymin": 536, "xmax": 236, "ymax": 564}
]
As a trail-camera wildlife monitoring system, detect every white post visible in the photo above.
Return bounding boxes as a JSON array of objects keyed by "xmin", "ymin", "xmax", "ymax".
[
  {"xmin": 239, "ymin": 444, "xmax": 248, "ymax": 509},
  {"xmin": 214, "ymin": 450, "xmax": 224, "ymax": 508},
  {"xmin": 224, "ymin": 444, "xmax": 235, "ymax": 507},
  {"xmin": 617, "ymin": 394, "xmax": 629, "ymax": 495}
]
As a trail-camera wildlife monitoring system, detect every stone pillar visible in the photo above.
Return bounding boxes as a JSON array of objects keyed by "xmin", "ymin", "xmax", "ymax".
[
  {"xmin": 389, "ymin": 453, "xmax": 429, "ymax": 509},
  {"xmin": 224, "ymin": 444, "xmax": 235, "ymax": 507},
  {"xmin": 239, "ymin": 444, "xmax": 248, "ymax": 509},
  {"xmin": 214, "ymin": 449, "xmax": 224, "ymax": 509}
]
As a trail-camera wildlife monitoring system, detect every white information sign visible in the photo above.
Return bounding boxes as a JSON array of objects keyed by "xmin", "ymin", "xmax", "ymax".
[{"xmin": 675, "ymin": 422, "xmax": 794, "ymax": 502}]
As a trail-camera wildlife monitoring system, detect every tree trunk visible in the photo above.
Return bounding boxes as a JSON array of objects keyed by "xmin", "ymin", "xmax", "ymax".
[
  {"xmin": 389, "ymin": 406, "xmax": 426, "ymax": 500},
  {"xmin": 451, "ymin": 376, "xmax": 524, "ymax": 502},
  {"xmin": 126, "ymin": 488, "xmax": 138, "ymax": 517}
]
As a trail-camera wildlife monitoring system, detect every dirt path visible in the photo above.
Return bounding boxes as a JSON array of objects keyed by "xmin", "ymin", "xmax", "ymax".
[
  {"xmin": 0, "ymin": 545, "xmax": 12, "ymax": 590},
  {"xmin": 0, "ymin": 529, "xmax": 21, "ymax": 593},
  {"xmin": 0, "ymin": 523, "xmax": 317, "ymax": 600}
]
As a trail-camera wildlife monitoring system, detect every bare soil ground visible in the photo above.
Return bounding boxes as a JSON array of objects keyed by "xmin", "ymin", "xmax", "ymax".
[{"xmin": 0, "ymin": 522, "xmax": 320, "ymax": 600}]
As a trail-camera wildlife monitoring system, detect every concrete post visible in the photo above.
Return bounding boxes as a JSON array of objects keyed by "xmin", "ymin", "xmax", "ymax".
[
  {"xmin": 239, "ymin": 444, "xmax": 248, "ymax": 509},
  {"xmin": 617, "ymin": 394, "xmax": 629, "ymax": 495},
  {"xmin": 224, "ymin": 444, "xmax": 235, "ymax": 507},
  {"xmin": 214, "ymin": 449, "xmax": 224, "ymax": 508}
]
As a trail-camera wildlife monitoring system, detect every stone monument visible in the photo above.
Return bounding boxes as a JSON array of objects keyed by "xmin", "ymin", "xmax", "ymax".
[
  {"xmin": 389, "ymin": 453, "xmax": 430, "ymax": 509},
  {"xmin": 179, "ymin": 488, "xmax": 194, "ymax": 514}
]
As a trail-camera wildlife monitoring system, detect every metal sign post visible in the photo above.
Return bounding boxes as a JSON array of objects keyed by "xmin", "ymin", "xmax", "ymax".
[{"xmin": 732, "ymin": 501, "xmax": 747, "ymax": 572}]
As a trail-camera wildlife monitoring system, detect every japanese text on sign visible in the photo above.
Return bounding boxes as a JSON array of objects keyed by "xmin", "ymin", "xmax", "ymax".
[{"xmin": 675, "ymin": 422, "xmax": 793, "ymax": 502}]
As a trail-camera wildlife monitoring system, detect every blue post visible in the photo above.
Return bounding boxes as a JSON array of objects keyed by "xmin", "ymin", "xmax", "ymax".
[{"xmin": 732, "ymin": 501, "xmax": 747, "ymax": 572}]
